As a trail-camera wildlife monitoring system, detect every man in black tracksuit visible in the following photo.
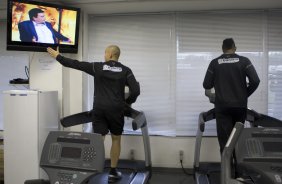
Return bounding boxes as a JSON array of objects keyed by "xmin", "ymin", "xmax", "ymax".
[
  {"xmin": 47, "ymin": 45, "xmax": 140, "ymax": 183},
  {"xmin": 203, "ymin": 38, "xmax": 260, "ymax": 154}
]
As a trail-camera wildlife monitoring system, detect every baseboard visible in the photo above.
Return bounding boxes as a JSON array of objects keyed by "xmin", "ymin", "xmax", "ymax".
[{"xmin": 152, "ymin": 167, "xmax": 194, "ymax": 174}]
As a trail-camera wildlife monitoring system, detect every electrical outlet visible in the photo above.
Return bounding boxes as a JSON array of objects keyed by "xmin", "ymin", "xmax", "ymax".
[
  {"xmin": 179, "ymin": 150, "xmax": 184, "ymax": 161},
  {"xmin": 130, "ymin": 149, "xmax": 135, "ymax": 160}
]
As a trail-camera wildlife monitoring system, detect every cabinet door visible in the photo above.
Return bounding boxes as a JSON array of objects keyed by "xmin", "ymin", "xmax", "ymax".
[{"xmin": 4, "ymin": 92, "xmax": 39, "ymax": 184}]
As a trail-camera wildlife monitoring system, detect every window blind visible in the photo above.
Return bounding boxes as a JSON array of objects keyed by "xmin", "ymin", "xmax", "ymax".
[
  {"xmin": 175, "ymin": 11, "xmax": 267, "ymax": 136},
  {"xmin": 267, "ymin": 10, "xmax": 282, "ymax": 119},
  {"xmin": 85, "ymin": 10, "xmax": 278, "ymax": 136},
  {"xmin": 87, "ymin": 14, "xmax": 176, "ymax": 136}
]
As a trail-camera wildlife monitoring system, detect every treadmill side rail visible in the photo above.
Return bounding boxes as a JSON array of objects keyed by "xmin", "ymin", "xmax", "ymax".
[
  {"xmin": 130, "ymin": 172, "xmax": 150, "ymax": 184},
  {"xmin": 221, "ymin": 122, "xmax": 244, "ymax": 184}
]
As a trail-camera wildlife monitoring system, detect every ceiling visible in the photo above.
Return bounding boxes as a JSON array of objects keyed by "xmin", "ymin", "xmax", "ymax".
[
  {"xmin": 44, "ymin": 0, "xmax": 282, "ymax": 14},
  {"xmin": 1, "ymin": 0, "xmax": 282, "ymax": 16}
]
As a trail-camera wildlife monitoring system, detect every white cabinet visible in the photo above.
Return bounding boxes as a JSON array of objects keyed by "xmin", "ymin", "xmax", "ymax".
[{"xmin": 3, "ymin": 90, "xmax": 59, "ymax": 184}]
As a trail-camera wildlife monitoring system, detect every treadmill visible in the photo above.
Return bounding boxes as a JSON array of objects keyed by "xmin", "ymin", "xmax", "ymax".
[
  {"xmin": 25, "ymin": 105, "xmax": 151, "ymax": 184},
  {"xmin": 222, "ymin": 122, "xmax": 282, "ymax": 184},
  {"xmin": 193, "ymin": 108, "xmax": 282, "ymax": 184},
  {"xmin": 25, "ymin": 131, "xmax": 105, "ymax": 184},
  {"xmin": 59, "ymin": 103, "xmax": 152, "ymax": 184},
  {"xmin": 87, "ymin": 105, "xmax": 152, "ymax": 184}
]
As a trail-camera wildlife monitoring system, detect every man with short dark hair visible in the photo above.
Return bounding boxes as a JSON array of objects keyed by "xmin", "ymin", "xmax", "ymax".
[
  {"xmin": 203, "ymin": 38, "xmax": 260, "ymax": 154},
  {"xmin": 18, "ymin": 8, "xmax": 70, "ymax": 43},
  {"xmin": 47, "ymin": 45, "xmax": 140, "ymax": 183}
]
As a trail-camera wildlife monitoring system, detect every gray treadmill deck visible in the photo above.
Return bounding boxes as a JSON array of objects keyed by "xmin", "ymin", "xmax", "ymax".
[
  {"xmin": 88, "ymin": 159, "xmax": 149, "ymax": 184},
  {"xmin": 88, "ymin": 168, "xmax": 136, "ymax": 184}
]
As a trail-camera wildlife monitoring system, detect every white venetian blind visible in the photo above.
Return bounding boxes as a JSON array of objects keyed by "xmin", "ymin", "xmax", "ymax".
[
  {"xmin": 84, "ymin": 10, "xmax": 278, "ymax": 136},
  {"xmin": 267, "ymin": 10, "xmax": 282, "ymax": 119},
  {"xmin": 175, "ymin": 11, "xmax": 267, "ymax": 135},
  {"xmin": 87, "ymin": 14, "xmax": 176, "ymax": 136}
]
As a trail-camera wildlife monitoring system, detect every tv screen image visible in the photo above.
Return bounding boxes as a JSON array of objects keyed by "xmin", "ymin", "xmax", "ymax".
[{"xmin": 7, "ymin": 0, "xmax": 80, "ymax": 53}]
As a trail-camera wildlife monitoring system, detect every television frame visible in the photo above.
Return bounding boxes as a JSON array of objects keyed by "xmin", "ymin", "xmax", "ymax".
[{"xmin": 6, "ymin": 0, "xmax": 81, "ymax": 53}]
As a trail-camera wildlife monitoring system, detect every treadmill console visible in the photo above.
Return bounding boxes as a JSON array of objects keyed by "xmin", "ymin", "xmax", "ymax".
[
  {"xmin": 236, "ymin": 127, "xmax": 282, "ymax": 184},
  {"xmin": 40, "ymin": 131, "xmax": 105, "ymax": 184}
]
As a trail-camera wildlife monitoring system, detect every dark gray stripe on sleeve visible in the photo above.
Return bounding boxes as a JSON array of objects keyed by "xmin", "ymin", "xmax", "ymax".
[
  {"xmin": 127, "ymin": 73, "xmax": 133, "ymax": 78},
  {"xmin": 246, "ymin": 64, "xmax": 253, "ymax": 69}
]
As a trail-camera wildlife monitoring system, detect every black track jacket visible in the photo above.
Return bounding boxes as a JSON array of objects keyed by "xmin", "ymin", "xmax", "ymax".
[
  {"xmin": 56, "ymin": 55, "xmax": 140, "ymax": 110},
  {"xmin": 203, "ymin": 53, "xmax": 260, "ymax": 108}
]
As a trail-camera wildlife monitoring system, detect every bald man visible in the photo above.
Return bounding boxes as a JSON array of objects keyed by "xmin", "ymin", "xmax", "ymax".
[{"xmin": 47, "ymin": 45, "xmax": 140, "ymax": 183}]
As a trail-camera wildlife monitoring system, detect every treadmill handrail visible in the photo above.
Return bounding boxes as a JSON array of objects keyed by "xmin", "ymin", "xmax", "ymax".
[
  {"xmin": 221, "ymin": 122, "xmax": 244, "ymax": 184},
  {"xmin": 132, "ymin": 111, "xmax": 147, "ymax": 131},
  {"xmin": 246, "ymin": 108, "xmax": 260, "ymax": 123},
  {"xmin": 124, "ymin": 105, "xmax": 152, "ymax": 169},
  {"xmin": 194, "ymin": 108, "xmax": 282, "ymax": 183},
  {"xmin": 198, "ymin": 108, "xmax": 216, "ymax": 132},
  {"xmin": 61, "ymin": 104, "xmax": 149, "ymax": 131},
  {"xmin": 194, "ymin": 109, "xmax": 216, "ymax": 168},
  {"xmin": 193, "ymin": 108, "xmax": 272, "ymax": 170}
]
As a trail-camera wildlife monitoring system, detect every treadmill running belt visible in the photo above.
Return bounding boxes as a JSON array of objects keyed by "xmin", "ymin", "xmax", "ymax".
[
  {"xmin": 208, "ymin": 172, "xmax": 220, "ymax": 184},
  {"xmin": 88, "ymin": 169, "xmax": 136, "ymax": 184}
]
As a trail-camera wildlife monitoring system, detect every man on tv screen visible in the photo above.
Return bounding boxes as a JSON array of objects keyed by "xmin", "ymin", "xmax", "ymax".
[{"xmin": 18, "ymin": 8, "xmax": 71, "ymax": 44}]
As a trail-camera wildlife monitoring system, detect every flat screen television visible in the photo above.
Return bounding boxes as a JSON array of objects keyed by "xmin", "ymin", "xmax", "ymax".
[{"xmin": 7, "ymin": 0, "xmax": 80, "ymax": 53}]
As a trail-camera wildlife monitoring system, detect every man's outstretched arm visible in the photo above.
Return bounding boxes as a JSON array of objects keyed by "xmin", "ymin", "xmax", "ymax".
[{"xmin": 47, "ymin": 47, "xmax": 94, "ymax": 75}]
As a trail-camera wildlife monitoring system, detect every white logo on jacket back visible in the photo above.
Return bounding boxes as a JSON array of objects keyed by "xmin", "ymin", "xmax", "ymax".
[
  {"xmin": 218, "ymin": 58, "xmax": 239, "ymax": 64},
  {"xmin": 103, "ymin": 65, "xmax": 122, "ymax": 72}
]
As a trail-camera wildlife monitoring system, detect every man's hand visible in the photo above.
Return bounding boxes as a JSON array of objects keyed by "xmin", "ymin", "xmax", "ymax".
[
  {"xmin": 47, "ymin": 47, "xmax": 60, "ymax": 59},
  {"xmin": 32, "ymin": 36, "xmax": 37, "ymax": 42}
]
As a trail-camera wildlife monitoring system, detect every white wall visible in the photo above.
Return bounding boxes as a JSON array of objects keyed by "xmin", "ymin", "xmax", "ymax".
[
  {"xmin": 104, "ymin": 135, "xmax": 220, "ymax": 168},
  {"xmin": 28, "ymin": 53, "xmax": 83, "ymax": 132},
  {"xmin": 0, "ymin": 10, "xmax": 5, "ymax": 20},
  {"xmin": 29, "ymin": 14, "xmax": 84, "ymax": 131},
  {"xmin": 29, "ymin": 53, "xmax": 63, "ymax": 117}
]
